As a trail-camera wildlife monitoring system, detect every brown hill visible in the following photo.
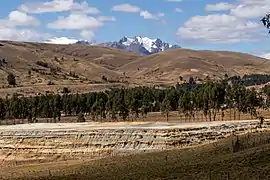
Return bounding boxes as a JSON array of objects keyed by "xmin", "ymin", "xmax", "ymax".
[
  {"xmin": 0, "ymin": 41, "xmax": 140, "ymax": 86},
  {"xmin": 36, "ymin": 42, "xmax": 141, "ymax": 70},
  {"xmin": 120, "ymin": 48, "xmax": 270, "ymax": 84},
  {"xmin": 0, "ymin": 41, "xmax": 140, "ymax": 96},
  {"xmin": 0, "ymin": 41, "xmax": 270, "ymax": 96}
]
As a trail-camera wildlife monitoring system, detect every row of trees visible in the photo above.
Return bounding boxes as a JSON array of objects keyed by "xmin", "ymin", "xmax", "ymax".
[
  {"xmin": 229, "ymin": 74, "xmax": 270, "ymax": 86},
  {"xmin": 0, "ymin": 79, "xmax": 269, "ymax": 124}
]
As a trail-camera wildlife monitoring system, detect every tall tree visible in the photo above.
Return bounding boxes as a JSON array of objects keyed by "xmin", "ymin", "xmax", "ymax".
[{"xmin": 161, "ymin": 95, "xmax": 171, "ymax": 122}]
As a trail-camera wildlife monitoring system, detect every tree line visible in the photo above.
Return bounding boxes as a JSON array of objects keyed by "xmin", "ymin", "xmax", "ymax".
[
  {"xmin": 0, "ymin": 79, "xmax": 269, "ymax": 124},
  {"xmin": 229, "ymin": 74, "xmax": 270, "ymax": 86}
]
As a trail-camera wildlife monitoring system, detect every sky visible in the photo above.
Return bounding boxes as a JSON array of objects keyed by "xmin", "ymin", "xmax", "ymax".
[{"xmin": 0, "ymin": 0, "xmax": 270, "ymax": 58}]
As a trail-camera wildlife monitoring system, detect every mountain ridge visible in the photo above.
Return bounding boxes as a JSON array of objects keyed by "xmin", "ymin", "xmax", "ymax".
[
  {"xmin": 99, "ymin": 36, "xmax": 180, "ymax": 55},
  {"xmin": 48, "ymin": 36, "xmax": 180, "ymax": 55}
]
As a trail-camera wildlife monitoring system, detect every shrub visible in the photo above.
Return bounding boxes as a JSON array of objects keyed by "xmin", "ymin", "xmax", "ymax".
[
  {"xmin": 36, "ymin": 61, "xmax": 48, "ymax": 68},
  {"xmin": 102, "ymin": 75, "xmax": 108, "ymax": 81},
  {"xmin": 50, "ymin": 67, "xmax": 58, "ymax": 74},
  {"xmin": 7, "ymin": 73, "xmax": 16, "ymax": 85},
  {"xmin": 69, "ymin": 71, "xmax": 79, "ymax": 78},
  {"xmin": 47, "ymin": 80, "xmax": 55, "ymax": 85},
  {"xmin": 232, "ymin": 136, "xmax": 241, "ymax": 153},
  {"xmin": 62, "ymin": 87, "xmax": 71, "ymax": 94},
  {"xmin": 77, "ymin": 112, "xmax": 85, "ymax": 122}
]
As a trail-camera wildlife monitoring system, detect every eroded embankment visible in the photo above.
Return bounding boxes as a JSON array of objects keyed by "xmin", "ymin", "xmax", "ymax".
[{"xmin": 0, "ymin": 120, "xmax": 269, "ymax": 166}]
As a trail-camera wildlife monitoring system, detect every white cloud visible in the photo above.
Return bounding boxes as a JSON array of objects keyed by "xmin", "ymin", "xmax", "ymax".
[
  {"xmin": 140, "ymin": 11, "xmax": 164, "ymax": 20},
  {"xmin": 175, "ymin": 8, "xmax": 183, "ymax": 13},
  {"xmin": 230, "ymin": 0, "xmax": 270, "ymax": 19},
  {"xmin": 111, "ymin": 3, "xmax": 164, "ymax": 21},
  {"xmin": 8, "ymin": 11, "xmax": 39, "ymax": 26},
  {"xmin": 97, "ymin": 16, "xmax": 116, "ymax": 22},
  {"xmin": 205, "ymin": 3, "xmax": 236, "ymax": 11},
  {"xmin": 177, "ymin": 14, "xmax": 261, "ymax": 43},
  {"xmin": 112, "ymin": 4, "xmax": 140, "ymax": 13},
  {"xmin": 80, "ymin": 30, "xmax": 95, "ymax": 40},
  {"xmin": 0, "ymin": 11, "xmax": 39, "ymax": 27},
  {"xmin": 0, "ymin": 27, "xmax": 47, "ymax": 41},
  {"xmin": 261, "ymin": 53, "xmax": 270, "ymax": 59},
  {"xmin": 44, "ymin": 37, "xmax": 78, "ymax": 44},
  {"xmin": 47, "ymin": 13, "xmax": 115, "ymax": 41},
  {"xmin": 47, "ymin": 13, "xmax": 103, "ymax": 30},
  {"xmin": 20, "ymin": 0, "xmax": 99, "ymax": 14},
  {"xmin": 0, "ymin": 10, "xmax": 42, "ymax": 41}
]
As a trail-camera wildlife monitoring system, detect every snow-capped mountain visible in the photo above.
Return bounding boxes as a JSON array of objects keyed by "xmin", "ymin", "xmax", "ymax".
[
  {"xmin": 44, "ymin": 36, "xmax": 180, "ymax": 55},
  {"xmin": 100, "ymin": 36, "xmax": 180, "ymax": 55}
]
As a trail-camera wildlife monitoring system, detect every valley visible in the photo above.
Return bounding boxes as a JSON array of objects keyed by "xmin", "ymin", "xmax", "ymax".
[
  {"xmin": 0, "ymin": 40, "xmax": 270, "ymax": 180},
  {"xmin": 1, "ymin": 0, "xmax": 270, "ymax": 179}
]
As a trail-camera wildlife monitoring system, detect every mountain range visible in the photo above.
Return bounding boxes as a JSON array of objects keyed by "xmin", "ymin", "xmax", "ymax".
[
  {"xmin": 73, "ymin": 36, "xmax": 180, "ymax": 55},
  {"xmin": 98, "ymin": 36, "xmax": 180, "ymax": 55}
]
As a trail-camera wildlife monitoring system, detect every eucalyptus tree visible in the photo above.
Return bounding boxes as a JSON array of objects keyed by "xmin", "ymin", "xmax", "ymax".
[{"xmin": 161, "ymin": 94, "xmax": 171, "ymax": 121}]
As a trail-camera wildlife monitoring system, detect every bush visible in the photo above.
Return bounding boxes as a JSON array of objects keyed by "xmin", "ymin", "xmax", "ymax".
[
  {"xmin": 102, "ymin": 75, "xmax": 108, "ymax": 81},
  {"xmin": 62, "ymin": 87, "xmax": 71, "ymax": 94},
  {"xmin": 47, "ymin": 80, "xmax": 55, "ymax": 85},
  {"xmin": 7, "ymin": 73, "xmax": 16, "ymax": 85},
  {"xmin": 77, "ymin": 112, "xmax": 85, "ymax": 122},
  {"xmin": 69, "ymin": 71, "xmax": 79, "ymax": 78},
  {"xmin": 50, "ymin": 67, "xmax": 57, "ymax": 74},
  {"xmin": 232, "ymin": 136, "xmax": 241, "ymax": 153},
  {"xmin": 36, "ymin": 61, "xmax": 49, "ymax": 68}
]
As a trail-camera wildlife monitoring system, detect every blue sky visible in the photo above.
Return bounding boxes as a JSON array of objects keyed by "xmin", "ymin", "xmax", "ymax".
[{"xmin": 0, "ymin": 0, "xmax": 270, "ymax": 58}]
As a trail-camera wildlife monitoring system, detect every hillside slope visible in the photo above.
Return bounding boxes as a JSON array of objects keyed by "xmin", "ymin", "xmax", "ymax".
[
  {"xmin": 40, "ymin": 42, "xmax": 141, "ymax": 69},
  {"xmin": 0, "ymin": 41, "xmax": 140, "ymax": 87},
  {"xmin": 120, "ymin": 48, "xmax": 270, "ymax": 84},
  {"xmin": 0, "ymin": 41, "xmax": 270, "ymax": 96}
]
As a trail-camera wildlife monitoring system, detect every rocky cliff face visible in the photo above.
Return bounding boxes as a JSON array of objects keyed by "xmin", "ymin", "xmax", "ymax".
[{"xmin": 0, "ymin": 121, "xmax": 268, "ymax": 165}]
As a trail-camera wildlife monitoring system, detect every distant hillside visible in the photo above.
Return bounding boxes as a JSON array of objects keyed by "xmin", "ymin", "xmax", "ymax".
[
  {"xmin": 0, "ymin": 40, "xmax": 269, "ymax": 96},
  {"xmin": 120, "ymin": 48, "xmax": 270, "ymax": 84},
  {"xmin": 0, "ymin": 41, "xmax": 139, "ymax": 87}
]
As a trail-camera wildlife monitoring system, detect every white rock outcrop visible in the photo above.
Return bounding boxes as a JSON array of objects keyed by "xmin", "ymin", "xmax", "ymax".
[{"xmin": 0, "ymin": 120, "xmax": 269, "ymax": 165}]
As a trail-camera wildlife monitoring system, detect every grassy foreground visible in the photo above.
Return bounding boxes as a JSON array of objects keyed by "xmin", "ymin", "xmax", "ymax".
[{"xmin": 4, "ymin": 131, "xmax": 270, "ymax": 180}]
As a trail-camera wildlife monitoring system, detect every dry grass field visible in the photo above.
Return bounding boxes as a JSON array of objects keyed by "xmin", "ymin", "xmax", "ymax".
[
  {"xmin": 120, "ymin": 48, "xmax": 270, "ymax": 85},
  {"xmin": 1, "ymin": 109, "xmax": 269, "ymax": 125}
]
